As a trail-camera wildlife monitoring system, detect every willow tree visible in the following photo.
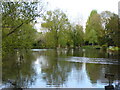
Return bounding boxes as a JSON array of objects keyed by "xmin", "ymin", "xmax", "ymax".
[{"xmin": 85, "ymin": 10, "xmax": 103, "ymax": 45}]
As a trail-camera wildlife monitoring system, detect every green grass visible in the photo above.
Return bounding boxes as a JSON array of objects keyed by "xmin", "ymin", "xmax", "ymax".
[{"xmin": 82, "ymin": 45, "xmax": 101, "ymax": 49}]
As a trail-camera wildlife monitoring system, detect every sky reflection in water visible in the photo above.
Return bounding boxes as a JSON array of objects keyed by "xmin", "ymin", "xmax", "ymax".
[{"xmin": 2, "ymin": 49, "xmax": 120, "ymax": 88}]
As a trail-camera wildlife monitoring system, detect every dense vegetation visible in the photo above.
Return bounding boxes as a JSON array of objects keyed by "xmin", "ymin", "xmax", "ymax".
[
  {"xmin": 2, "ymin": 2, "xmax": 120, "ymax": 57},
  {"xmin": 37, "ymin": 9, "xmax": 120, "ymax": 49},
  {"xmin": 2, "ymin": 2, "xmax": 42, "ymax": 56}
]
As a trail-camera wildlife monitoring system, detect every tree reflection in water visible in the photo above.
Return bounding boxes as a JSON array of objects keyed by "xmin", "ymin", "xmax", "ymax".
[
  {"xmin": 2, "ymin": 48, "xmax": 120, "ymax": 88},
  {"xmin": 37, "ymin": 49, "xmax": 120, "ymax": 88},
  {"xmin": 36, "ymin": 49, "xmax": 72, "ymax": 87},
  {"xmin": 2, "ymin": 50, "xmax": 37, "ymax": 88}
]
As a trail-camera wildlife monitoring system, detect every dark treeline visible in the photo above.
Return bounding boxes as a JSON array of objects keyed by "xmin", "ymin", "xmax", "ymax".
[{"xmin": 2, "ymin": 1, "xmax": 120, "ymax": 57}]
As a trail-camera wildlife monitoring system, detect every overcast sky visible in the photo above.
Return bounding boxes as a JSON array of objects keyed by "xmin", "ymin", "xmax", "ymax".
[{"xmin": 35, "ymin": 0, "xmax": 120, "ymax": 31}]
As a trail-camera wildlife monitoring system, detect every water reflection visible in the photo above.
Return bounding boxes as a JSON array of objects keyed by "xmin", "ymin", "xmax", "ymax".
[
  {"xmin": 33, "ymin": 50, "xmax": 71, "ymax": 87},
  {"xmin": 2, "ymin": 48, "xmax": 120, "ymax": 88},
  {"xmin": 2, "ymin": 50, "xmax": 37, "ymax": 88},
  {"xmin": 65, "ymin": 62, "xmax": 93, "ymax": 88}
]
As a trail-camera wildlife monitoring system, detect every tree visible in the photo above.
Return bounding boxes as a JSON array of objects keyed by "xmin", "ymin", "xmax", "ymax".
[
  {"xmin": 2, "ymin": 23, "xmax": 37, "ymax": 55},
  {"xmin": 41, "ymin": 9, "xmax": 69, "ymax": 48},
  {"xmin": 85, "ymin": 10, "xmax": 103, "ymax": 45},
  {"xmin": 2, "ymin": 2, "xmax": 41, "ymax": 37},
  {"xmin": 99, "ymin": 11, "xmax": 114, "ymax": 46},
  {"xmin": 2, "ymin": 2, "xmax": 43, "ymax": 56},
  {"xmin": 100, "ymin": 11, "xmax": 113, "ymax": 27},
  {"xmin": 100, "ymin": 11, "xmax": 120, "ymax": 47},
  {"xmin": 71, "ymin": 25, "xmax": 84, "ymax": 48},
  {"xmin": 105, "ymin": 14, "xmax": 120, "ymax": 47}
]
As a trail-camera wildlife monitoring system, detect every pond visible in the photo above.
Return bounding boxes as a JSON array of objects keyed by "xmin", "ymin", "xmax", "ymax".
[{"xmin": 1, "ymin": 48, "xmax": 120, "ymax": 88}]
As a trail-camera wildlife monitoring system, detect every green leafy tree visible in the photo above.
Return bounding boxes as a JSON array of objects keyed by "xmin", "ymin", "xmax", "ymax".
[
  {"xmin": 2, "ymin": 23, "xmax": 37, "ymax": 55},
  {"xmin": 100, "ymin": 11, "xmax": 120, "ymax": 47},
  {"xmin": 2, "ymin": 2, "xmax": 43, "ymax": 56},
  {"xmin": 99, "ymin": 11, "xmax": 114, "ymax": 46},
  {"xmin": 41, "ymin": 9, "xmax": 69, "ymax": 48},
  {"xmin": 2, "ymin": 2, "xmax": 41, "ymax": 37},
  {"xmin": 85, "ymin": 10, "xmax": 103, "ymax": 45},
  {"xmin": 105, "ymin": 14, "xmax": 120, "ymax": 47},
  {"xmin": 71, "ymin": 25, "xmax": 84, "ymax": 48}
]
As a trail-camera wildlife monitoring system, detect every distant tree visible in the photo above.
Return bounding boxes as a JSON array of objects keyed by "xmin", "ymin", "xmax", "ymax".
[
  {"xmin": 100, "ymin": 11, "xmax": 120, "ymax": 47},
  {"xmin": 85, "ymin": 10, "xmax": 103, "ymax": 45},
  {"xmin": 41, "ymin": 9, "xmax": 69, "ymax": 48},
  {"xmin": 105, "ymin": 14, "xmax": 120, "ymax": 47},
  {"xmin": 72, "ymin": 25, "xmax": 84, "ymax": 48},
  {"xmin": 100, "ymin": 11, "xmax": 113, "ymax": 27},
  {"xmin": 99, "ymin": 11, "xmax": 114, "ymax": 46}
]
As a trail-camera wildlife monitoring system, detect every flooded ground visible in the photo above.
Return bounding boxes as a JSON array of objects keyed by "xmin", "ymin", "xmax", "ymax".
[{"xmin": 1, "ymin": 48, "xmax": 120, "ymax": 88}]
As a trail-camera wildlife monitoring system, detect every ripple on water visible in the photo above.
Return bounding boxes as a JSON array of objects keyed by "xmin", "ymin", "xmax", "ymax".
[{"xmin": 63, "ymin": 57, "xmax": 119, "ymax": 65}]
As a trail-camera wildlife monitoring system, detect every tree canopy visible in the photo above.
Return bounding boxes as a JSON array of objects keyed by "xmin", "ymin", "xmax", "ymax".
[
  {"xmin": 85, "ymin": 10, "xmax": 104, "ymax": 45},
  {"xmin": 2, "ymin": 2, "xmax": 43, "ymax": 56}
]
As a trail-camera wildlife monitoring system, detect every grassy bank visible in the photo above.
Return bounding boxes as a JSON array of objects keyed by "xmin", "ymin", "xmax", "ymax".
[
  {"xmin": 82, "ymin": 45, "xmax": 120, "ymax": 52},
  {"xmin": 81, "ymin": 45, "xmax": 101, "ymax": 49}
]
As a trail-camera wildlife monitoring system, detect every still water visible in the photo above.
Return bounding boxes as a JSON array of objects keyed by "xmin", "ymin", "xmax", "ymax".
[{"xmin": 1, "ymin": 48, "xmax": 120, "ymax": 88}]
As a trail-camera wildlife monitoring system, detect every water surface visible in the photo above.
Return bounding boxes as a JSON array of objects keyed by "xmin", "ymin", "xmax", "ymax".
[{"xmin": 1, "ymin": 48, "xmax": 120, "ymax": 88}]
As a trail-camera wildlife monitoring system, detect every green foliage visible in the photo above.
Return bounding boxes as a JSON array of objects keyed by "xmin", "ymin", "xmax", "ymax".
[
  {"xmin": 44, "ymin": 31, "xmax": 56, "ymax": 48},
  {"xmin": 85, "ymin": 10, "xmax": 103, "ymax": 45},
  {"xmin": 2, "ymin": 23, "xmax": 37, "ymax": 55},
  {"xmin": 41, "ymin": 9, "xmax": 70, "ymax": 48},
  {"xmin": 105, "ymin": 14, "xmax": 120, "ymax": 47},
  {"xmin": 108, "ymin": 46, "xmax": 120, "ymax": 51},
  {"xmin": 2, "ymin": 2, "xmax": 41, "ymax": 56},
  {"xmin": 2, "ymin": 2, "xmax": 118, "ymax": 53},
  {"xmin": 100, "ymin": 11, "xmax": 120, "ymax": 47},
  {"xmin": 71, "ymin": 25, "xmax": 84, "ymax": 47},
  {"xmin": 41, "ymin": 9, "xmax": 84, "ymax": 48},
  {"xmin": 32, "ymin": 32, "xmax": 46, "ymax": 49}
]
